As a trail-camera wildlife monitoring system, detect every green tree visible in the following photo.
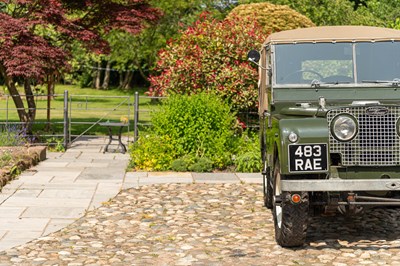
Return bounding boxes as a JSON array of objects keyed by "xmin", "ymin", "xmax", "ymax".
[
  {"xmin": 79, "ymin": 0, "xmax": 240, "ymax": 90},
  {"xmin": 354, "ymin": 0, "xmax": 400, "ymax": 28},
  {"xmin": 148, "ymin": 14, "xmax": 266, "ymax": 112},
  {"xmin": 238, "ymin": 0, "xmax": 377, "ymax": 26},
  {"xmin": 0, "ymin": 0, "xmax": 160, "ymax": 131},
  {"xmin": 227, "ymin": 2, "xmax": 315, "ymax": 32}
]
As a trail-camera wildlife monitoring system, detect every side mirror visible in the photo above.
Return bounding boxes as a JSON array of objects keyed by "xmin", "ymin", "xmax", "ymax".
[{"xmin": 247, "ymin": 50, "xmax": 261, "ymax": 63}]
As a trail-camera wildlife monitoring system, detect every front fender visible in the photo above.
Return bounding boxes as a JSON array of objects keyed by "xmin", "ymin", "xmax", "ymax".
[{"xmin": 278, "ymin": 118, "xmax": 329, "ymax": 174}]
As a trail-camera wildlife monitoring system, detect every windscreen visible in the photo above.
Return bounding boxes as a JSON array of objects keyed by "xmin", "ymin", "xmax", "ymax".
[
  {"xmin": 356, "ymin": 42, "xmax": 400, "ymax": 82},
  {"xmin": 274, "ymin": 41, "xmax": 400, "ymax": 86},
  {"xmin": 275, "ymin": 43, "xmax": 354, "ymax": 85}
]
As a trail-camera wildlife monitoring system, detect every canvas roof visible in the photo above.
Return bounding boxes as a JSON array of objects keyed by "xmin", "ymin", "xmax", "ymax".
[{"xmin": 265, "ymin": 26, "xmax": 400, "ymax": 45}]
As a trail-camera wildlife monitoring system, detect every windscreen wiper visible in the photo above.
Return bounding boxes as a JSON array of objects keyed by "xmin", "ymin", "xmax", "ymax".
[
  {"xmin": 362, "ymin": 78, "xmax": 400, "ymax": 86},
  {"xmin": 311, "ymin": 79, "xmax": 350, "ymax": 88}
]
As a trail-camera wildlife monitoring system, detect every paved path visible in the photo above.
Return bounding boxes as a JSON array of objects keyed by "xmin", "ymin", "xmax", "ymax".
[{"xmin": 0, "ymin": 137, "xmax": 259, "ymax": 252}]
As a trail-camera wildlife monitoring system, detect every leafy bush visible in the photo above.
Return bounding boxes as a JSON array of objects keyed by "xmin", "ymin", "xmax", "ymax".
[
  {"xmin": 171, "ymin": 156, "xmax": 214, "ymax": 172},
  {"xmin": 152, "ymin": 93, "xmax": 235, "ymax": 168},
  {"xmin": 227, "ymin": 2, "xmax": 315, "ymax": 32},
  {"xmin": 188, "ymin": 157, "xmax": 213, "ymax": 173},
  {"xmin": 265, "ymin": 0, "xmax": 379, "ymax": 26},
  {"xmin": 0, "ymin": 125, "xmax": 29, "ymax": 146},
  {"xmin": 148, "ymin": 14, "xmax": 266, "ymax": 112},
  {"xmin": 171, "ymin": 155, "xmax": 195, "ymax": 172},
  {"xmin": 148, "ymin": 5, "xmax": 315, "ymax": 113},
  {"xmin": 129, "ymin": 93, "xmax": 237, "ymax": 170},
  {"xmin": 129, "ymin": 135, "xmax": 176, "ymax": 171},
  {"xmin": 234, "ymin": 131, "xmax": 261, "ymax": 173}
]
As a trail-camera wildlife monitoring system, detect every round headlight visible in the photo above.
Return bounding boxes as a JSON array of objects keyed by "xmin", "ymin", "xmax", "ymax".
[{"xmin": 332, "ymin": 115, "xmax": 357, "ymax": 141}]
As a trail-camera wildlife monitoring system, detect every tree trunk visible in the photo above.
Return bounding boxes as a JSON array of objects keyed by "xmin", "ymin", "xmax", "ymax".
[
  {"xmin": 24, "ymin": 79, "xmax": 36, "ymax": 134},
  {"xmin": 119, "ymin": 71, "xmax": 124, "ymax": 88},
  {"xmin": 45, "ymin": 75, "xmax": 55, "ymax": 131},
  {"xmin": 122, "ymin": 71, "xmax": 133, "ymax": 90},
  {"xmin": 102, "ymin": 61, "xmax": 111, "ymax": 90},
  {"xmin": 95, "ymin": 62, "xmax": 101, "ymax": 89},
  {"xmin": 0, "ymin": 65, "xmax": 29, "ymax": 123}
]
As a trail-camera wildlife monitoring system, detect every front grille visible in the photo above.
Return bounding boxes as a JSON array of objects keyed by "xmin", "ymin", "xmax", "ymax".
[{"xmin": 328, "ymin": 106, "xmax": 400, "ymax": 166}]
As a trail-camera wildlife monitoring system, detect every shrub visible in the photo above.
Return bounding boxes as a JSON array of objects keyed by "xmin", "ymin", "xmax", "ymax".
[
  {"xmin": 129, "ymin": 93, "xmax": 238, "ymax": 170},
  {"xmin": 227, "ymin": 2, "xmax": 315, "ymax": 32},
  {"xmin": 234, "ymin": 131, "xmax": 261, "ymax": 173},
  {"xmin": 149, "ymin": 6, "xmax": 315, "ymax": 113},
  {"xmin": 148, "ymin": 14, "xmax": 266, "ymax": 112},
  {"xmin": 152, "ymin": 93, "xmax": 235, "ymax": 168},
  {"xmin": 129, "ymin": 135, "xmax": 176, "ymax": 171},
  {"xmin": 171, "ymin": 158, "xmax": 189, "ymax": 172},
  {"xmin": 0, "ymin": 125, "xmax": 29, "ymax": 146},
  {"xmin": 188, "ymin": 157, "xmax": 213, "ymax": 173}
]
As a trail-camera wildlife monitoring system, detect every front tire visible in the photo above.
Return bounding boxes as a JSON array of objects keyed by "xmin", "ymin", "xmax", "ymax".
[{"xmin": 273, "ymin": 160, "xmax": 309, "ymax": 247}]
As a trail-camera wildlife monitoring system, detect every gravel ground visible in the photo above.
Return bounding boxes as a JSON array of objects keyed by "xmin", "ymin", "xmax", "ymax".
[{"xmin": 1, "ymin": 183, "xmax": 400, "ymax": 265}]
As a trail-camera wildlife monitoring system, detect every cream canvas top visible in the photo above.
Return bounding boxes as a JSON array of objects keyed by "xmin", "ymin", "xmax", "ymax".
[{"xmin": 265, "ymin": 26, "xmax": 400, "ymax": 45}]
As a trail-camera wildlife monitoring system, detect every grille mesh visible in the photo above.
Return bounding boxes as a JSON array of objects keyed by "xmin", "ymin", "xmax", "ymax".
[{"xmin": 328, "ymin": 106, "xmax": 400, "ymax": 166}]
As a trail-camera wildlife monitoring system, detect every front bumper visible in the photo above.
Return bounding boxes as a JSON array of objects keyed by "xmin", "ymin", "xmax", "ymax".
[{"xmin": 281, "ymin": 179, "xmax": 400, "ymax": 192}]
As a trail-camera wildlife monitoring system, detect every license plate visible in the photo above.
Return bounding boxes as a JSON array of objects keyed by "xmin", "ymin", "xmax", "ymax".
[{"xmin": 288, "ymin": 144, "xmax": 328, "ymax": 173}]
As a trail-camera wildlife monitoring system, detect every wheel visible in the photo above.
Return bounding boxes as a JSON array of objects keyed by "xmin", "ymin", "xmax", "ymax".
[
  {"xmin": 263, "ymin": 160, "xmax": 273, "ymax": 209},
  {"xmin": 272, "ymin": 160, "xmax": 309, "ymax": 247}
]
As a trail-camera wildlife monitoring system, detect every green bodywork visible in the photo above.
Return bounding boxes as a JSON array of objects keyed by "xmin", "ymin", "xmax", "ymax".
[
  {"xmin": 257, "ymin": 38, "xmax": 400, "ymax": 184},
  {"xmin": 267, "ymin": 86, "xmax": 400, "ymax": 179}
]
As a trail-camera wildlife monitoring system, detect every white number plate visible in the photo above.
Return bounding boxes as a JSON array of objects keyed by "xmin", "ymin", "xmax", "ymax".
[{"xmin": 288, "ymin": 144, "xmax": 328, "ymax": 173}]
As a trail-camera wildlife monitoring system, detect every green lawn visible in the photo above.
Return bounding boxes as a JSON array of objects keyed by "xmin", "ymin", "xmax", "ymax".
[{"xmin": 0, "ymin": 85, "xmax": 160, "ymax": 139}]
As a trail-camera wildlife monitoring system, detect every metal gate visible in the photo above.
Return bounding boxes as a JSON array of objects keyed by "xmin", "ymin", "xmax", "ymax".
[{"xmin": 0, "ymin": 91, "xmax": 143, "ymax": 149}]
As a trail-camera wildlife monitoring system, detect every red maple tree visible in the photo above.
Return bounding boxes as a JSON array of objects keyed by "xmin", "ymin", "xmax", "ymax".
[{"xmin": 0, "ymin": 0, "xmax": 160, "ymax": 131}]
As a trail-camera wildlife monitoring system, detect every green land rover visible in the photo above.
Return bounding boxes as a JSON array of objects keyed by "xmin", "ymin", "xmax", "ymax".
[{"xmin": 248, "ymin": 26, "xmax": 400, "ymax": 247}]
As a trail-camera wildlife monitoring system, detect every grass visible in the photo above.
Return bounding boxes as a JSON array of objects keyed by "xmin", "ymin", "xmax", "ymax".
[{"xmin": 0, "ymin": 84, "xmax": 161, "ymax": 138}]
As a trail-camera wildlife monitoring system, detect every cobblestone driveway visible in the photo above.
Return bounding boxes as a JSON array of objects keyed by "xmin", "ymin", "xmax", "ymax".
[{"xmin": 1, "ymin": 183, "xmax": 400, "ymax": 265}]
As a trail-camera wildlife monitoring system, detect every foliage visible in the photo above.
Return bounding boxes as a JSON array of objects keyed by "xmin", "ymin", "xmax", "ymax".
[
  {"xmin": 188, "ymin": 157, "xmax": 213, "ymax": 172},
  {"xmin": 171, "ymin": 155, "xmax": 213, "ymax": 172},
  {"xmin": 149, "ymin": 14, "xmax": 266, "ymax": 112},
  {"xmin": 74, "ymin": 0, "xmax": 239, "ymax": 90},
  {"xmin": 234, "ymin": 131, "xmax": 261, "ymax": 173},
  {"xmin": 151, "ymin": 93, "xmax": 235, "ymax": 168},
  {"xmin": 171, "ymin": 157, "xmax": 191, "ymax": 172},
  {"xmin": 129, "ymin": 135, "xmax": 176, "ymax": 171},
  {"xmin": 228, "ymin": 2, "xmax": 315, "ymax": 32},
  {"xmin": 46, "ymin": 137, "xmax": 65, "ymax": 152},
  {"xmin": 149, "ymin": 3, "xmax": 318, "ymax": 112},
  {"xmin": 0, "ymin": 125, "xmax": 29, "ymax": 146},
  {"xmin": 238, "ymin": 0, "xmax": 379, "ymax": 26},
  {"xmin": 0, "ymin": 151, "xmax": 13, "ymax": 168},
  {"xmin": 129, "ymin": 93, "xmax": 238, "ymax": 171},
  {"xmin": 355, "ymin": 0, "xmax": 400, "ymax": 28},
  {"xmin": 0, "ymin": 0, "xmax": 160, "ymax": 126}
]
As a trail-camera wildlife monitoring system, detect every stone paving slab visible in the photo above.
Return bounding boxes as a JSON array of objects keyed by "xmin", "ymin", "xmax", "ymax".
[
  {"xmin": 2, "ymin": 230, "xmax": 43, "ymax": 240},
  {"xmin": 43, "ymin": 218, "xmax": 76, "ymax": 236},
  {"xmin": 0, "ymin": 218, "xmax": 49, "ymax": 231},
  {"xmin": 236, "ymin": 173, "xmax": 262, "ymax": 184},
  {"xmin": 12, "ymin": 189, "xmax": 42, "ymax": 198},
  {"xmin": 1, "ymin": 197, "xmax": 92, "ymax": 208},
  {"xmin": 16, "ymin": 175, "xmax": 55, "ymax": 184},
  {"xmin": 193, "ymin": 172, "xmax": 240, "ymax": 183},
  {"xmin": 38, "ymin": 189, "xmax": 95, "ymax": 199},
  {"xmin": 138, "ymin": 177, "xmax": 193, "ymax": 186},
  {"xmin": 0, "ymin": 207, "xmax": 26, "ymax": 218},
  {"xmin": 21, "ymin": 207, "xmax": 86, "ymax": 219},
  {"xmin": 76, "ymin": 168, "xmax": 126, "ymax": 180}
]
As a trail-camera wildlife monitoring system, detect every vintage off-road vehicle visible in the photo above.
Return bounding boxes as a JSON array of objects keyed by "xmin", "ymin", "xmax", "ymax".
[{"xmin": 248, "ymin": 26, "xmax": 400, "ymax": 247}]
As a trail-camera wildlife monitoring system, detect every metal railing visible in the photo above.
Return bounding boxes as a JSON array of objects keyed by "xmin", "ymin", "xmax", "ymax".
[{"xmin": 0, "ymin": 91, "xmax": 259, "ymax": 149}]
